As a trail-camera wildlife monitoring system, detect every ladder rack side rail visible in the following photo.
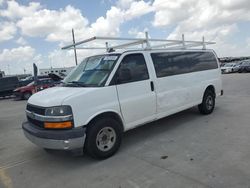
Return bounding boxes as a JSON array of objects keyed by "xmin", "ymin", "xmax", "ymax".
[
  {"xmin": 67, "ymin": 47, "xmax": 109, "ymax": 50},
  {"xmin": 150, "ymin": 41, "xmax": 183, "ymax": 49},
  {"xmin": 108, "ymin": 40, "xmax": 146, "ymax": 50},
  {"xmin": 62, "ymin": 37, "xmax": 97, "ymax": 50},
  {"xmin": 164, "ymin": 43, "xmax": 215, "ymax": 50}
]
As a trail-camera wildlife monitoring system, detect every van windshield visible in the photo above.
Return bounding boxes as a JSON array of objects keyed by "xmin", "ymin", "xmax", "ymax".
[{"xmin": 63, "ymin": 54, "xmax": 120, "ymax": 87}]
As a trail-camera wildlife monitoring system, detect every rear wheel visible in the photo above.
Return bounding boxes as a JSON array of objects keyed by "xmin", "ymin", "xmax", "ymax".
[
  {"xmin": 198, "ymin": 90, "xmax": 215, "ymax": 115},
  {"xmin": 23, "ymin": 92, "xmax": 32, "ymax": 100},
  {"xmin": 84, "ymin": 118, "xmax": 122, "ymax": 159}
]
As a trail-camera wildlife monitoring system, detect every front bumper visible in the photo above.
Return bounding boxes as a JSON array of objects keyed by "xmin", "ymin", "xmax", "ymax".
[
  {"xmin": 221, "ymin": 69, "xmax": 231, "ymax": 74},
  {"xmin": 22, "ymin": 121, "xmax": 86, "ymax": 150}
]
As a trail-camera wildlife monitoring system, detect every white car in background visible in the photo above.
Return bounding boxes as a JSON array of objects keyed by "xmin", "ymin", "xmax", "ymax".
[{"xmin": 221, "ymin": 63, "xmax": 240, "ymax": 73}]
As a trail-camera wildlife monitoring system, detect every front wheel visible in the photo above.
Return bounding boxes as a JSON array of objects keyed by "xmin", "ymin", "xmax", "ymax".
[
  {"xmin": 198, "ymin": 90, "xmax": 215, "ymax": 115},
  {"xmin": 84, "ymin": 118, "xmax": 122, "ymax": 159}
]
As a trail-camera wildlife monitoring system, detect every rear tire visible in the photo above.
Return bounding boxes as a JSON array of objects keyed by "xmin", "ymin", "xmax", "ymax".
[
  {"xmin": 84, "ymin": 118, "xmax": 122, "ymax": 159},
  {"xmin": 198, "ymin": 90, "xmax": 215, "ymax": 115}
]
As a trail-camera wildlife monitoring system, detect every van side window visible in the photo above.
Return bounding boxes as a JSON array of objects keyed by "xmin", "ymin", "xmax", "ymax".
[
  {"xmin": 115, "ymin": 53, "xmax": 149, "ymax": 84},
  {"xmin": 151, "ymin": 52, "xmax": 218, "ymax": 78}
]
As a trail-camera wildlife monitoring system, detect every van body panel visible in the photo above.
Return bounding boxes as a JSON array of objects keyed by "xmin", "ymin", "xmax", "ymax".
[
  {"xmin": 62, "ymin": 85, "xmax": 122, "ymax": 128},
  {"xmin": 115, "ymin": 80, "xmax": 156, "ymax": 130},
  {"xmin": 28, "ymin": 87, "xmax": 91, "ymax": 107},
  {"xmin": 154, "ymin": 69, "xmax": 221, "ymax": 120}
]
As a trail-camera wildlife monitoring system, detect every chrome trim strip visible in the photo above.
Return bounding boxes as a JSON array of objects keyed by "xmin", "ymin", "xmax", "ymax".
[{"xmin": 26, "ymin": 110, "xmax": 73, "ymax": 122}]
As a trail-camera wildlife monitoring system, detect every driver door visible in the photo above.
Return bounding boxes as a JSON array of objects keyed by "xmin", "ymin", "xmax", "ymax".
[{"xmin": 113, "ymin": 53, "xmax": 157, "ymax": 130}]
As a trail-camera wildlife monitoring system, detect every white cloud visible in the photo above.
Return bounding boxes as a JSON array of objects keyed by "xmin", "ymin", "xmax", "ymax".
[
  {"xmin": 153, "ymin": 0, "xmax": 196, "ymax": 27},
  {"xmin": 128, "ymin": 27, "xmax": 149, "ymax": 38},
  {"xmin": 16, "ymin": 37, "xmax": 27, "ymax": 45},
  {"xmin": 124, "ymin": 1, "xmax": 154, "ymax": 20},
  {"xmin": 0, "ymin": 46, "xmax": 38, "ymax": 74},
  {"xmin": 0, "ymin": 22, "xmax": 17, "ymax": 42},
  {"xmin": 151, "ymin": 0, "xmax": 250, "ymax": 57},
  {"xmin": 89, "ymin": 6, "xmax": 125, "ymax": 37},
  {"xmin": 116, "ymin": 0, "xmax": 134, "ymax": 9},
  {"xmin": 47, "ymin": 50, "xmax": 76, "ymax": 68},
  {"xmin": 0, "ymin": 46, "xmax": 35, "ymax": 62},
  {"xmin": 152, "ymin": 0, "xmax": 250, "ymax": 28},
  {"xmin": 0, "ymin": 0, "xmax": 4, "ymax": 6},
  {"xmin": 16, "ymin": 1, "xmax": 153, "ymax": 44},
  {"xmin": 0, "ymin": 1, "xmax": 41, "ymax": 20},
  {"xmin": 17, "ymin": 5, "xmax": 89, "ymax": 42}
]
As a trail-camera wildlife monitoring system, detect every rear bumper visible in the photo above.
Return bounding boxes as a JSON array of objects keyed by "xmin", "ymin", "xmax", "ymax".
[{"xmin": 22, "ymin": 121, "xmax": 86, "ymax": 150}]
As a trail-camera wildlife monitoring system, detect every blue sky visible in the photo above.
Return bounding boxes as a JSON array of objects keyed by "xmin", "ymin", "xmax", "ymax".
[{"xmin": 0, "ymin": 0, "xmax": 250, "ymax": 74}]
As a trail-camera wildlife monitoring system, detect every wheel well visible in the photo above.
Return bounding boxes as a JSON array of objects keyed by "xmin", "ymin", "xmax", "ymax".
[
  {"xmin": 205, "ymin": 85, "xmax": 216, "ymax": 97},
  {"xmin": 86, "ymin": 112, "xmax": 124, "ymax": 131}
]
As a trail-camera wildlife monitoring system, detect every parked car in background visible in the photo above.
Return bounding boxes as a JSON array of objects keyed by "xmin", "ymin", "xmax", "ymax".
[
  {"xmin": 19, "ymin": 75, "xmax": 50, "ymax": 87},
  {"xmin": 238, "ymin": 61, "xmax": 250, "ymax": 73},
  {"xmin": 220, "ymin": 63, "xmax": 226, "ymax": 67},
  {"xmin": 0, "ymin": 76, "xmax": 20, "ymax": 97},
  {"xmin": 221, "ymin": 63, "xmax": 241, "ymax": 73},
  {"xmin": 14, "ymin": 78, "xmax": 59, "ymax": 100}
]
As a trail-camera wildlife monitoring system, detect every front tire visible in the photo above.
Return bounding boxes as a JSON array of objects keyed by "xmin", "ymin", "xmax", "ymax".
[
  {"xmin": 84, "ymin": 118, "xmax": 122, "ymax": 159},
  {"xmin": 198, "ymin": 90, "xmax": 215, "ymax": 115}
]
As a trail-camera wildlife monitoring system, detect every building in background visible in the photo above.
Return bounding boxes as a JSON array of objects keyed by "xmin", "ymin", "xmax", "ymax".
[{"xmin": 39, "ymin": 67, "xmax": 75, "ymax": 77}]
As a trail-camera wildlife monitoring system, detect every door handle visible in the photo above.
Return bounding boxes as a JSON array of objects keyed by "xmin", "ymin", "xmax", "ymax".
[{"xmin": 150, "ymin": 81, "xmax": 154, "ymax": 91}]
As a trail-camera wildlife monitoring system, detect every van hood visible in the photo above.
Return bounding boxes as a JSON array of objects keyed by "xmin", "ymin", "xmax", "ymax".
[{"xmin": 28, "ymin": 86, "xmax": 95, "ymax": 107}]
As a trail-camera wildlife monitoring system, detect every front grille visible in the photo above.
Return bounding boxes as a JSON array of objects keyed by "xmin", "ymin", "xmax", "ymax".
[
  {"xmin": 27, "ymin": 116, "xmax": 44, "ymax": 128},
  {"xmin": 27, "ymin": 104, "xmax": 46, "ymax": 115},
  {"xmin": 26, "ymin": 104, "xmax": 46, "ymax": 128}
]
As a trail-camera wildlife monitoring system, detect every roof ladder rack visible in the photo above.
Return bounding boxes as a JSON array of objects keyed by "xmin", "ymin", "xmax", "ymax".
[{"xmin": 62, "ymin": 31, "xmax": 215, "ymax": 52}]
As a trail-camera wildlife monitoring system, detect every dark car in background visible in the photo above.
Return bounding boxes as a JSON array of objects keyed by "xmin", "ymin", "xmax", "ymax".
[
  {"xmin": 19, "ymin": 75, "xmax": 50, "ymax": 87},
  {"xmin": 13, "ymin": 78, "xmax": 60, "ymax": 100},
  {"xmin": 238, "ymin": 61, "xmax": 250, "ymax": 73},
  {"xmin": 0, "ymin": 76, "xmax": 20, "ymax": 97}
]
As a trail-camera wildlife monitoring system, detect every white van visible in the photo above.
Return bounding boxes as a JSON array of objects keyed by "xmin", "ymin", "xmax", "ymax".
[{"xmin": 22, "ymin": 37, "xmax": 222, "ymax": 159}]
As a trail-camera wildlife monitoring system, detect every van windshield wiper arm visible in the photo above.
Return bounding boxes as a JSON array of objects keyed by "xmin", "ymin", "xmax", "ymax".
[{"xmin": 64, "ymin": 81, "xmax": 88, "ymax": 87}]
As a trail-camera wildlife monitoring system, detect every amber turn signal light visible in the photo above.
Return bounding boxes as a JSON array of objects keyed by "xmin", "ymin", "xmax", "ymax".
[{"xmin": 44, "ymin": 121, "xmax": 73, "ymax": 129}]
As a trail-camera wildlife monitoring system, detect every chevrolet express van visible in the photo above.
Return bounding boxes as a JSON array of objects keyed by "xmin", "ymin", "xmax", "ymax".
[{"xmin": 22, "ymin": 49, "xmax": 222, "ymax": 159}]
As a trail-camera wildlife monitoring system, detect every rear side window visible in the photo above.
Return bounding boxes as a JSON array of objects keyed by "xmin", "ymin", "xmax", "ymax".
[
  {"xmin": 151, "ymin": 52, "xmax": 218, "ymax": 78},
  {"xmin": 115, "ymin": 53, "xmax": 149, "ymax": 84}
]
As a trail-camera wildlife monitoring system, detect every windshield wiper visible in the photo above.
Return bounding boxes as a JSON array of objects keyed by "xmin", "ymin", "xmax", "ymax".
[{"xmin": 64, "ymin": 81, "xmax": 88, "ymax": 87}]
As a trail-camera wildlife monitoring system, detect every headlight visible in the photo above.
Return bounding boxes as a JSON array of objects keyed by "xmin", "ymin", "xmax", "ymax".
[{"xmin": 45, "ymin": 106, "xmax": 72, "ymax": 116}]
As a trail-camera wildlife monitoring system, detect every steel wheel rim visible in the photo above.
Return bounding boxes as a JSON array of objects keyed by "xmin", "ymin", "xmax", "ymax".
[
  {"xmin": 96, "ymin": 127, "xmax": 116, "ymax": 152},
  {"xmin": 206, "ymin": 95, "xmax": 213, "ymax": 110}
]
